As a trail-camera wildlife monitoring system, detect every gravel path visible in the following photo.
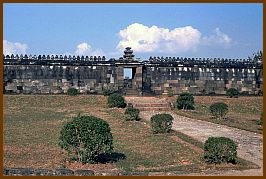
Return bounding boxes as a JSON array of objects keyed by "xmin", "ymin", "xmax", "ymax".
[{"xmin": 140, "ymin": 111, "xmax": 263, "ymax": 176}]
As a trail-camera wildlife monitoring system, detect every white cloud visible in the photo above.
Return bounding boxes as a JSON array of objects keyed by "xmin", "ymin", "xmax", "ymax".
[
  {"xmin": 75, "ymin": 42, "xmax": 105, "ymax": 56},
  {"xmin": 116, "ymin": 23, "xmax": 202, "ymax": 53},
  {"xmin": 3, "ymin": 40, "xmax": 28, "ymax": 55},
  {"xmin": 202, "ymin": 28, "xmax": 231, "ymax": 47}
]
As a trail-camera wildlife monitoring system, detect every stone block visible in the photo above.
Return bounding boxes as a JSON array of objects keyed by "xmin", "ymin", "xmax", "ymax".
[
  {"xmin": 164, "ymin": 83, "xmax": 169, "ymax": 87},
  {"xmin": 33, "ymin": 169, "xmax": 54, "ymax": 176},
  {"xmin": 8, "ymin": 168, "xmax": 32, "ymax": 176},
  {"xmin": 74, "ymin": 170, "xmax": 94, "ymax": 176},
  {"xmin": 55, "ymin": 169, "xmax": 74, "ymax": 176}
]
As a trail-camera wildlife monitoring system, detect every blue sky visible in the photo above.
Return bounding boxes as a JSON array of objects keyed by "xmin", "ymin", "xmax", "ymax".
[{"xmin": 3, "ymin": 3, "xmax": 263, "ymax": 60}]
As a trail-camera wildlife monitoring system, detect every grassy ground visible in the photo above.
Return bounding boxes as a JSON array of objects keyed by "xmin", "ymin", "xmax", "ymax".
[
  {"xmin": 166, "ymin": 96, "xmax": 263, "ymax": 134},
  {"xmin": 3, "ymin": 95, "xmax": 257, "ymax": 173}
]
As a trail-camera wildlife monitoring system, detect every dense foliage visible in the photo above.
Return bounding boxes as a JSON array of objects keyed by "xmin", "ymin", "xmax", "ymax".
[
  {"xmin": 226, "ymin": 88, "xmax": 239, "ymax": 98},
  {"xmin": 176, "ymin": 92, "xmax": 195, "ymax": 110},
  {"xmin": 59, "ymin": 115, "xmax": 113, "ymax": 163},
  {"xmin": 167, "ymin": 88, "xmax": 174, "ymax": 97},
  {"xmin": 67, "ymin": 88, "xmax": 79, "ymax": 96},
  {"xmin": 150, "ymin": 113, "xmax": 173, "ymax": 134},
  {"xmin": 209, "ymin": 102, "xmax": 228, "ymax": 119},
  {"xmin": 103, "ymin": 87, "xmax": 116, "ymax": 96},
  {"xmin": 204, "ymin": 137, "xmax": 237, "ymax": 164},
  {"xmin": 125, "ymin": 107, "xmax": 140, "ymax": 121},
  {"xmin": 107, "ymin": 93, "xmax": 126, "ymax": 108},
  {"xmin": 257, "ymin": 112, "xmax": 263, "ymax": 125}
]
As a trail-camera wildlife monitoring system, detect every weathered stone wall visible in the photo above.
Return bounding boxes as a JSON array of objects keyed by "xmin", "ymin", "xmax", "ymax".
[
  {"xmin": 143, "ymin": 65, "xmax": 262, "ymax": 95},
  {"xmin": 3, "ymin": 64, "xmax": 119, "ymax": 94},
  {"xmin": 3, "ymin": 57, "xmax": 263, "ymax": 95}
]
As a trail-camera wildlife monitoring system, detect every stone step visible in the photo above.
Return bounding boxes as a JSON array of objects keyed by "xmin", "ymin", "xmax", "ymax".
[
  {"xmin": 133, "ymin": 103, "xmax": 169, "ymax": 108},
  {"xmin": 125, "ymin": 97, "xmax": 167, "ymax": 103},
  {"xmin": 125, "ymin": 96, "xmax": 171, "ymax": 111},
  {"xmin": 136, "ymin": 107, "xmax": 171, "ymax": 111},
  {"xmin": 124, "ymin": 89, "xmax": 139, "ymax": 96}
]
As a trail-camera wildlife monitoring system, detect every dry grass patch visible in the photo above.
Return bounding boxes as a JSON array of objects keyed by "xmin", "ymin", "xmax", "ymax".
[
  {"xmin": 166, "ymin": 96, "xmax": 263, "ymax": 133},
  {"xmin": 3, "ymin": 95, "xmax": 257, "ymax": 174}
]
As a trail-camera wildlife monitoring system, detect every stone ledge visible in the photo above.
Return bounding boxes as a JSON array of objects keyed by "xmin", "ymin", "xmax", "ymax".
[
  {"xmin": 3, "ymin": 167, "xmax": 186, "ymax": 176},
  {"xmin": 3, "ymin": 168, "xmax": 93, "ymax": 176}
]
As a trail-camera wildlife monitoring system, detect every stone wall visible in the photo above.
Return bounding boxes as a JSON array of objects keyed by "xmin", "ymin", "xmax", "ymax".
[
  {"xmin": 4, "ymin": 64, "xmax": 119, "ymax": 94},
  {"xmin": 3, "ymin": 56, "xmax": 263, "ymax": 95},
  {"xmin": 144, "ymin": 65, "xmax": 262, "ymax": 95}
]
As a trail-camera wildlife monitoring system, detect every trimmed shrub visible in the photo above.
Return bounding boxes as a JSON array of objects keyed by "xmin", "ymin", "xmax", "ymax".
[
  {"xmin": 176, "ymin": 92, "xmax": 195, "ymax": 110},
  {"xmin": 151, "ymin": 114, "xmax": 173, "ymax": 134},
  {"xmin": 209, "ymin": 102, "xmax": 228, "ymax": 119},
  {"xmin": 67, "ymin": 88, "xmax": 78, "ymax": 96},
  {"xmin": 59, "ymin": 115, "xmax": 113, "ymax": 164},
  {"xmin": 226, "ymin": 88, "xmax": 239, "ymax": 98},
  {"xmin": 107, "ymin": 93, "xmax": 126, "ymax": 108},
  {"xmin": 125, "ymin": 107, "xmax": 140, "ymax": 121},
  {"xmin": 167, "ymin": 88, "xmax": 174, "ymax": 97},
  {"xmin": 257, "ymin": 112, "xmax": 263, "ymax": 125},
  {"xmin": 204, "ymin": 137, "xmax": 237, "ymax": 164},
  {"xmin": 103, "ymin": 87, "xmax": 116, "ymax": 96}
]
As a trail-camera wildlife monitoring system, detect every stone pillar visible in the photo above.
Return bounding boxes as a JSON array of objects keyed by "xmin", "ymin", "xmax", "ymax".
[
  {"xmin": 135, "ymin": 66, "xmax": 143, "ymax": 94},
  {"xmin": 117, "ymin": 66, "xmax": 124, "ymax": 89}
]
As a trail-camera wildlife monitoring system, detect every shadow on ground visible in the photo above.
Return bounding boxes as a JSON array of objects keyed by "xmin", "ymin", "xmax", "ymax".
[{"xmin": 96, "ymin": 152, "xmax": 126, "ymax": 164}]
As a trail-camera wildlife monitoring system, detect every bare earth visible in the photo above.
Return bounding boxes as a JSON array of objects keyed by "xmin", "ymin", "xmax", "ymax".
[{"xmin": 140, "ymin": 111, "xmax": 263, "ymax": 176}]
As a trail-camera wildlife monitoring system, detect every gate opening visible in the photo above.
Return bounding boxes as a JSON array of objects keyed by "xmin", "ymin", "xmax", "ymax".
[{"xmin": 124, "ymin": 67, "xmax": 136, "ymax": 79}]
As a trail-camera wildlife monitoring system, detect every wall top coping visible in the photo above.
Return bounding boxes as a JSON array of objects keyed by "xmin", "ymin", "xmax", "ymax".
[{"xmin": 3, "ymin": 54, "xmax": 262, "ymax": 69}]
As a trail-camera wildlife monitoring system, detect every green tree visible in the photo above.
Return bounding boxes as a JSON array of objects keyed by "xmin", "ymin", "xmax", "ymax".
[
  {"xmin": 209, "ymin": 102, "xmax": 228, "ymax": 119},
  {"xmin": 151, "ymin": 114, "xmax": 174, "ymax": 134},
  {"xmin": 176, "ymin": 92, "xmax": 195, "ymax": 110},
  {"xmin": 59, "ymin": 115, "xmax": 113, "ymax": 163},
  {"xmin": 67, "ymin": 88, "xmax": 78, "ymax": 96},
  {"xmin": 226, "ymin": 88, "xmax": 239, "ymax": 98},
  {"xmin": 204, "ymin": 137, "xmax": 237, "ymax": 164},
  {"xmin": 125, "ymin": 107, "xmax": 140, "ymax": 121},
  {"xmin": 107, "ymin": 93, "xmax": 126, "ymax": 108}
]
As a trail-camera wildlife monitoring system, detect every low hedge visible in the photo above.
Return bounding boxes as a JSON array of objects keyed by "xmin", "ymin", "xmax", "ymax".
[
  {"xmin": 226, "ymin": 88, "xmax": 239, "ymax": 98},
  {"xmin": 150, "ymin": 113, "xmax": 173, "ymax": 134},
  {"xmin": 209, "ymin": 102, "xmax": 228, "ymax": 119},
  {"xmin": 203, "ymin": 137, "xmax": 237, "ymax": 164},
  {"xmin": 125, "ymin": 107, "xmax": 140, "ymax": 121},
  {"xmin": 176, "ymin": 92, "xmax": 195, "ymax": 110},
  {"xmin": 67, "ymin": 88, "xmax": 78, "ymax": 96},
  {"xmin": 107, "ymin": 93, "xmax": 126, "ymax": 108}
]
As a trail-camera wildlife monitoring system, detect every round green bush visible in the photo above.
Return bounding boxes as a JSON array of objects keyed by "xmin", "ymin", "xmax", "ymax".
[
  {"xmin": 103, "ymin": 87, "xmax": 116, "ymax": 96},
  {"xmin": 176, "ymin": 92, "xmax": 195, "ymax": 110},
  {"xmin": 226, "ymin": 88, "xmax": 239, "ymax": 98},
  {"xmin": 167, "ymin": 88, "xmax": 174, "ymax": 97},
  {"xmin": 67, "ymin": 88, "xmax": 78, "ymax": 96},
  {"xmin": 107, "ymin": 93, "xmax": 126, "ymax": 108},
  {"xmin": 257, "ymin": 112, "xmax": 263, "ymax": 125},
  {"xmin": 59, "ymin": 115, "xmax": 113, "ymax": 163},
  {"xmin": 125, "ymin": 107, "xmax": 140, "ymax": 121},
  {"xmin": 209, "ymin": 102, "xmax": 228, "ymax": 119},
  {"xmin": 151, "ymin": 113, "xmax": 173, "ymax": 134},
  {"xmin": 204, "ymin": 137, "xmax": 237, "ymax": 164}
]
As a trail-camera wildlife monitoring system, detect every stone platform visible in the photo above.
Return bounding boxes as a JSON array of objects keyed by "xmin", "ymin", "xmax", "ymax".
[{"xmin": 125, "ymin": 96, "xmax": 171, "ymax": 111}]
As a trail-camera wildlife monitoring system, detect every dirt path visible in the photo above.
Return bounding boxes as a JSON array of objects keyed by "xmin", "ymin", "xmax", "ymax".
[{"xmin": 140, "ymin": 111, "xmax": 263, "ymax": 176}]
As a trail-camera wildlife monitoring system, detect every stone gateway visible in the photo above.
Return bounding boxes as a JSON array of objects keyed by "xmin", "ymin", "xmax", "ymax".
[{"xmin": 3, "ymin": 47, "xmax": 263, "ymax": 96}]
